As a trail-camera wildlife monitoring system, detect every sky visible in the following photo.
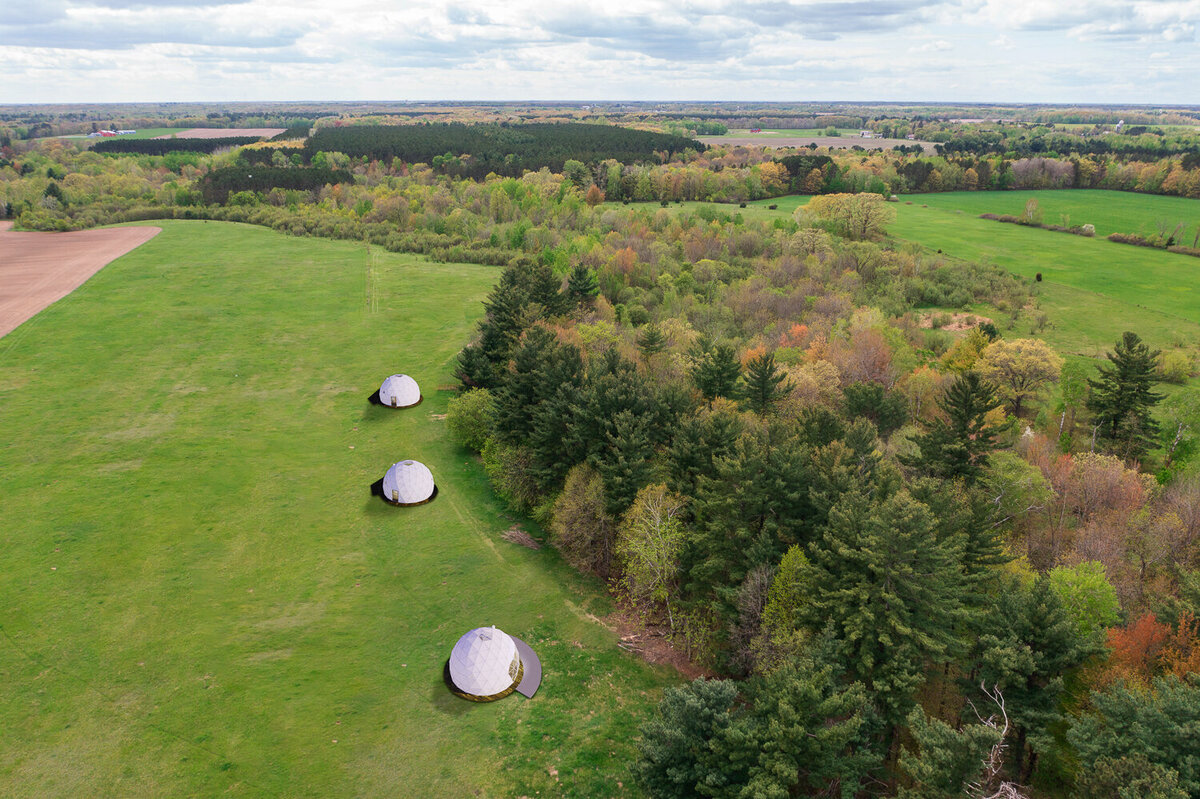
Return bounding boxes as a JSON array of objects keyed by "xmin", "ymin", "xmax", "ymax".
[{"xmin": 1, "ymin": 0, "xmax": 1197, "ymax": 105}]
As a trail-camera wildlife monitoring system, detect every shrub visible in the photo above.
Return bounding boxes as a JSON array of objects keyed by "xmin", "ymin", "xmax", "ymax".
[
  {"xmin": 1159, "ymin": 350, "xmax": 1194, "ymax": 384},
  {"xmin": 551, "ymin": 463, "xmax": 617, "ymax": 578},
  {"xmin": 445, "ymin": 388, "xmax": 495, "ymax": 452}
]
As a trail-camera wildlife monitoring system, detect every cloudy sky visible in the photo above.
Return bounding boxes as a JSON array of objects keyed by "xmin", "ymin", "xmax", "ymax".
[{"xmin": 1, "ymin": 0, "xmax": 1197, "ymax": 104}]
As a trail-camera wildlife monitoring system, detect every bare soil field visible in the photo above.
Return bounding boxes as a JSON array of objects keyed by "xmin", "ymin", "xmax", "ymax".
[
  {"xmin": 155, "ymin": 127, "xmax": 285, "ymax": 139},
  {"xmin": 0, "ymin": 222, "xmax": 160, "ymax": 338},
  {"xmin": 699, "ymin": 134, "xmax": 938, "ymax": 154}
]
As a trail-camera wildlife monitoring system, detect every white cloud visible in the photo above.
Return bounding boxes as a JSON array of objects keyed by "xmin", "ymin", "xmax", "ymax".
[{"xmin": 0, "ymin": 0, "xmax": 1196, "ymax": 102}]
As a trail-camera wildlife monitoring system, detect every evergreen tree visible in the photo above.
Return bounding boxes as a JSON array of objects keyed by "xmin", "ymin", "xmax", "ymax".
[
  {"xmin": 709, "ymin": 659, "xmax": 881, "ymax": 798},
  {"xmin": 633, "ymin": 662, "xmax": 881, "ymax": 799},
  {"xmin": 1087, "ymin": 331, "xmax": 1164, "ymax": 461},
  {"xmin": 968, "ymin": 575, "xmax": 1102, "ymax": 783},
  {"xmin": 844, "ymin": 381, "xmax": 908, "ymax": 437},
  {"xmin": 637, "ymin": 323, "xmax": 667, "ymax": 359},
  {"xmin": 594, "ymin": 410, "xmax": 655, "ymax": 517},
  {"xmin": 1068, "ymin": 677, "xmax": 1200, "ymax": 798},
  {"xmin": 898, "ymin": 707, "xmax": 1001, "ymax": 799},
  {"xmin": 797, "ymin": 489, "xmax": 967, "ymax": 729},
  {"xmin": 493, "ymin": 326, "xmax": 582, "ymax": 442},
  {"xmin": 566, "ymin": 263, "xmax": 600, "ymax": 307},
  {"xmin": 683, "ymin": 428, "xmax": 813, "ymax": 627},
  {"xmin": 907, "ymin": 371, "xmax": 1004, "ymax": 483},
  {"xmin": 632, "ymin": 678, "xmax": 739, "ymax": 799},
  {"xmin": 689, "ymin": 339, "xmax": 741, "ymax": 402},
  {"xmin": 666, "ymin": 405, "xmax": 745, "ymax": 498},
  {"xmin": 740, "ymin": 351, "xmax": 793, "ymax": 416}
]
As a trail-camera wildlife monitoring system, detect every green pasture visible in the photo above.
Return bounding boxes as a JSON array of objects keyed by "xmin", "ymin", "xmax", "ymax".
[
  {"xmin": 886, "ymin": 192, "xmax": 1200, "ymax": 355},
  {"xmin": 898, "ymin": 189, "xmax": 1200, "ymax": 244},
  {"xmin": 0, "ymin": 222, "xmax": 670, "ymax": 797}
]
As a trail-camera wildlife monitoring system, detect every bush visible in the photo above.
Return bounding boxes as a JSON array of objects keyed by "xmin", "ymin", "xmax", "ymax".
[
  {"xmin": 445, "ymin": 388, "xmax": 495, "ymax": 452},
  {"xmin": 1159, "ymin": 350, "xmax": 1194, "ymax": 384},
  {"xmin": 481, "ymin": 439, "xmax": 541, "ymax": 513},
  {"xmin": 551, "ymin": 463, "xmax": 617, "ymax": 578}
]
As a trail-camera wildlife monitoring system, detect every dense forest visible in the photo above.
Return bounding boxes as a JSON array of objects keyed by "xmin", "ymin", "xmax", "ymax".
[
  {"xmin": 91, "ymin": 136, "xmax": 267, "ymax": 155},
  {"xmin": 301, "ymin": 123, "xmax": 705, "ymax": 179}
]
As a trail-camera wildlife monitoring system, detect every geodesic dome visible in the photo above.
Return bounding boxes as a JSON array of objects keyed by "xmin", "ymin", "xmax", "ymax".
[
  {"xmin": 380, "ymin": 459, "xmax": 436, "ymax": 506},
  {"xmin": 377, "ymin": 374, "xmax": 421, "ymax": 408},
  {"xmin": 447, "ymin": 626, "xmax": 523, "ymax": 701}
]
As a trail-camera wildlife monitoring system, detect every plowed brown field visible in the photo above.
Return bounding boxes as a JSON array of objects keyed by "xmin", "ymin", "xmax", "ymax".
[{"xmin": 0, "ymin": 222, "xmax": 160, "ymax": 338}]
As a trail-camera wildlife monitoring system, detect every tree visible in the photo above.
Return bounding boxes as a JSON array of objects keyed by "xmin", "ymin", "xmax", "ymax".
[
  {"xmin": 797, "ymin": 489, "xmax": 967, "ymax": 729},
  {"xmin": 594, "ymin": 409, "xmax": 654, "ymax": 517},
  {"xmin": 689, "ymin": 339, "xmax": 741, "ymax": 402},
  {"xmin": 907, "ymin": 371, "xmax": 1005, "ymax": 484},
  {"xmin": 1087, "ymin": 331, "xmax": 1164, "ymax": 461},
  {"xmin": 1076, "ymin": 753, "xmax": 1188, "ymax": 799},
  {"xmin": 632, "ymin": 678, "xmax": 739, "ymax": 799},
  {"xmin": 638, "ymin": 323, "xmax": 667, "ymax": 359},
  {"xmin": 1068, "ymin": 676, "xmax": 1200, "ymax": 799},
  {"xmin": 1047, "ymin": 561, "xmax": 1121, "ymax": 637},
  {"xmin": 584, "ymin": 183, "xmax": 605, "ymax": 207},
  {"xmin": 801, "ymin": 192, "xmax": 895, "ymax": 240},
  {"xmin": 976, "ymin": 338, "xmax": 1063, "ymax": 417},
  {"xmin": 566, "ymin": 263, "xmax": 600, "ymax": 307},
  {"xmin": 445, "ymin": 388, "xmax": 494, "ymax": 452},
  {"xmin": 550, "ymin": 463, "xmax": 617, "ymax": 577},
  {"xmin": 632, "ymin": 662, "xmax": 880, "ymax": 799},
  {"xmin": 844, "ymin": 381, "xmax": 907, "ymax": 437},
  {"xmin": 968, "ymin": 576, "xmax": 1101, "ymax": 783},
  {"xmin": 740, "ymin": 351, "xmax": 793, "ymax": 416},
  {"xmin": 684, "ymin": 428, "xmax": 813, "ymax": 628},
  {"xmin": 617, "ymin": 484, "xmax": 687, "ymax": 627},
  {"xmin": 899, "ymin": 706, "xmax": 1002, "ymax": 799}
]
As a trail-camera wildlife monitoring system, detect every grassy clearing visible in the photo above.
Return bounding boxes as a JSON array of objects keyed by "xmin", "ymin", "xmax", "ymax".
[
  {"xmin": 0, "ymin": 221, "xmax": 671, "ymax": 797},
  {"xmin": 899, "ymin": 189, "xmax": 1200, "ymax": 243}
]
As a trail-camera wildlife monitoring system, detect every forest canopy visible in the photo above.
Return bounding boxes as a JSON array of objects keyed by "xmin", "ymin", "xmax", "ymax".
[{"xmin": 301, "ymin": 122, "xmax": 705, "ymax": 178}]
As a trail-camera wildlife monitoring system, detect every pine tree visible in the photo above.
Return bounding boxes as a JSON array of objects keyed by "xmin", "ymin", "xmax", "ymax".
[
  {"xmin": 690, "ymin": 339, "xmax": 741, "ymax": 402},
  {"xmin": 637, "ymin": 323, "xmax": 666, "ymax": 359},
  {"xmin": 798, "ymin": 489, "xmax": 967, "ymax": 729},
  {"xmin": 566, "ymin": 263, "xmax": 600, "ymax": 307},
  {"xmin": 594, "ymin": 410, "xmax": 654, "ymax": 517},
  {"xmin": 740, "ymin": 351, "xmax": 793, "ymax": 416},
  {"xmin": 907, "ymin": 371, "xmax": 1004, "ymax": 483},
  {"xmin": 967, "ymin": 575, "xmax": 1101, "ymax": 783},
  {"xmin": 632, "ymin": 678, "xmax": 739, "ymax": 799},
  {"xmin": 1087, "ymin": 331, "xmax": 1164, "ymax": 461},
  {"xmin": 684, "ymin": 429, "xmax": 813, "ymax": 626},
  {"xmin": 493, "ymin": 326, "xmax": 582, "ymax": 442}
]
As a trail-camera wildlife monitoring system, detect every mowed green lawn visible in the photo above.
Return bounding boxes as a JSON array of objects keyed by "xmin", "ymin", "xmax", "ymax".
[{"xmin": 0, "ymin": 221, "xmax": 670, "ymax": 797}]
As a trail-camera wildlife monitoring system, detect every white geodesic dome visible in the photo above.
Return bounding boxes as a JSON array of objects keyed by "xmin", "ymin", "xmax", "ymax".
[
  {"xmin": 379, "ymin": 374, "xmax": 421, "ymax": 408},
  {"xmin": 381, "ymin": 460, "xmax": 435, "ymax": 505},
  {"xmin": 448, "ymin": 626, "xmax": 522, "ymax": 700}
]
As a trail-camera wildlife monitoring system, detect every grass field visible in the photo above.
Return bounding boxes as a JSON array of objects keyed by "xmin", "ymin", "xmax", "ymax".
[
  {"xmin": 0, "ymin": 221, "xmax": 671, "ymax": 797},
  {"xmin": 897, "ymin": 189, "xmax": 1200, "ymax": 244}
]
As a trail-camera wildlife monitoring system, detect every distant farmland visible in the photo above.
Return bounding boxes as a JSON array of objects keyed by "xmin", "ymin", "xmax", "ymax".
[
  {"xmin": 155, "ymin": 127, "xmax": 286, "ymax": 139},
  {"xmin": 699, "ymin": 129, "xmax": 938, "ymax": 154}
]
